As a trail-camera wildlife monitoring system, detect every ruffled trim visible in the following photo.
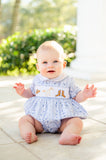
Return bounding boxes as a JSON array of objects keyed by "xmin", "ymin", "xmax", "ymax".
[
  {"xmin": 38, "ymin": 72, "xmax": 68, "ymax": 82},
  {"xmin": 24, "ymin": 97, "xmax": 88, "ymax": 121}
]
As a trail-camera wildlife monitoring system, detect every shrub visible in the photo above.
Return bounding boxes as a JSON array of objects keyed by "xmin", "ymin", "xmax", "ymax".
[{"xmin": 0, "ymin": 27, "xmax": 76, "ymax": 76}]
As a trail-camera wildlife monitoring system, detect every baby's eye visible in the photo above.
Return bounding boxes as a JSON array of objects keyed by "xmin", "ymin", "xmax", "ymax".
[
  {"xmin": 53, "ymin": 60, "xmax": 58, "ymax": 63},
  {"xmin": 42, "ymin": 61, "xmax": 47, "ymax": 64}
]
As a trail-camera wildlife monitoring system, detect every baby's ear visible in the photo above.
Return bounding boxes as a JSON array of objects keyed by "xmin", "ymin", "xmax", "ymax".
[
  {"xmin": 63, "ymin": 61, "xmax": 67, "ymax": 68},
  {"xmin": 36, "ymin": 63, "xmax": 39, "ymax": 71}
]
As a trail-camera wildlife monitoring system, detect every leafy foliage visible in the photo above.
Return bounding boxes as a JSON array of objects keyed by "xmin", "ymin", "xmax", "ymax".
[
  {"xmin": 1, "ymin": 0, "xmax": 77, "ymax": 38},
  {"xmin": 0, "ymin": 27, "xmax": 76, "ymax": 75}
]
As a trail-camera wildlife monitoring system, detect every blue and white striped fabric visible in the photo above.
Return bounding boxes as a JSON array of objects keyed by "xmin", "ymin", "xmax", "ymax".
[{"xmin": 24, "ymin": 73, "xmax": 88, "ymax": 133}]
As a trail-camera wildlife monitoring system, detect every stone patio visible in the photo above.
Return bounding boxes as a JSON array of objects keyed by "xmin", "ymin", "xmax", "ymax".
[{"xmin": 0, "ymin": 75, "xmax": 106, "ymax": 160}]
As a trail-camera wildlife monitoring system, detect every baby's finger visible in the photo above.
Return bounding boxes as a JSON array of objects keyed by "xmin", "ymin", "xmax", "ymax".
[
  {"xmin": 93, "ymin": 87, "xmax": 97, "ymax": 91},
  {"xmin": 93, "ymin": 93, "xmax": 97, "ymax": 97},
  {"xmin": 13, "ymin": 86, "xmax": 17, "ymax": 88},
  {"xmin": 16, "ymin": 83, "xmax": 24, "ymax": 87},
  {"xmin": 85, "ymin": 84, "xmax": 89, "ymax": 89},
  {"xmin": 93, "ymin": 88, "xmax": 97, "ymax": 94},
  {"xmin": 15, "ymin": 83, "xmax": 20, "ymax": 86},
  {"xmin": 13, "ymin": 83, "xmax": 18, "ymax": 88},
  {"xmin": 18, "ymin": 83, "xmax": 22, "ymax": 86},
  {"xmin": 90, "ymin": 84, "xmax": 94, "ymax": 89}
]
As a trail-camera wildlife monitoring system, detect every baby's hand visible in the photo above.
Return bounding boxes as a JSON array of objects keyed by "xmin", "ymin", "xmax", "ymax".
[
  {"xmin": 13, "ymin": 82, "xmax": 25, "ymax": 95},
  {"xmin": 83, "ymin": 84, "xmax": 97, "ymax": 99}
]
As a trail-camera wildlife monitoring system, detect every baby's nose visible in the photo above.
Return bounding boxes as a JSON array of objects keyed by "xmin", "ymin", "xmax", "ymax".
[{"xmin": 48, "ymin": 63, "xmax": 53, "ymax": 67}]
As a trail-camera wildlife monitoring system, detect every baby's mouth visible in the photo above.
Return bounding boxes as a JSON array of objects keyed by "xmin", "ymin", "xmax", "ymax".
[{"xmin": 47, "ymin": 70, "xmax": 55, "ymax": 73}]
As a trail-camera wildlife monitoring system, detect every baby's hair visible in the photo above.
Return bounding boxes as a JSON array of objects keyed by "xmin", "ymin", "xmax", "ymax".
[{"xmin": 36, "ymin": 40, "xmax": 66, "ymax": 59}]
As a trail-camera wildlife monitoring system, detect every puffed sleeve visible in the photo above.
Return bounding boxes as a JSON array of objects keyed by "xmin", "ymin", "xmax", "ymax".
[
  {"xmin": 30, "ymin": 77, "xmax": 36, "ymax": 95},
  {"xmin": 69, "ymin": 78, "xmax": 81, "ymax": 98}
]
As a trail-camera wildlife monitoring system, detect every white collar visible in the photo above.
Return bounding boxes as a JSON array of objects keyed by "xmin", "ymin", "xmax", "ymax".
[{"xmin": 39, "ymin": 72, "xmax": 68, "ymax": 82}]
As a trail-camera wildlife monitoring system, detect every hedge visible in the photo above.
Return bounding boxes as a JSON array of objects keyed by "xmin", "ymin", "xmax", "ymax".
[{"xmin": 0, "ymin": 27, "xmax": 76, "ymax": 76}]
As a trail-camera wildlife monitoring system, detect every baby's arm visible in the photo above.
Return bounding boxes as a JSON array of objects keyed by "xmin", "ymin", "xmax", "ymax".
[
  {"xmin": 74, "ymin": 84, "xmax": 97, "ymax": 103},
  {"xmin": 13, "ymin": 82, "xmax": 34, "ymax": 98}
]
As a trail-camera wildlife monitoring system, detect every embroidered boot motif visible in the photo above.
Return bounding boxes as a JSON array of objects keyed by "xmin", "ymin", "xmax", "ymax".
[
  {"xmin": 36, "ymin": 89, "xmax": 40, "ymax": 94},
  {"xmin": 56, "ymin": 90, "xmax": 61, "ymax": 97},
  {"xmin": 56, "ymin": 90, "xmax": 66, "ymax": 98},
  {"xmin": 62, "ymin": 90, "xmax": 66, "ymax": 97}
]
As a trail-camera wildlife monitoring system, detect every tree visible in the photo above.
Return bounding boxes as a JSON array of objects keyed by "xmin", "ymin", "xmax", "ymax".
[
  {"xmin": 0, "ymin": 0, "xmax": 1, "ymax": 20},
  {"xmin": 0, "ymin": 0, "xmax": 2, "ymax": 41},
  {"xmin": 1, "ymin": 0, "xmax": 77, "ymax": 38},
  {"xmin": 19, "ymin": 0, "xmax": 77, "ymax": 32},
  {"xmin": 11, "ymin": 0, "xmax": 21, "ymax": 34}
]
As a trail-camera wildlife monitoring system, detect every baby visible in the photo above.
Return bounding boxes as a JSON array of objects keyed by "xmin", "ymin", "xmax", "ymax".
[{"xmin": 14, "ymin": 40, "xmax": 97, "ymax": 145}]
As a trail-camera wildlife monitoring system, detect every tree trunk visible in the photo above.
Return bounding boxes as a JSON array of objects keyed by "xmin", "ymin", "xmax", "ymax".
[
  {"xmin": 0, "ymin": 0, "xmax": 1, "ymax": 20},
  {"xmin": 0, "ymin": 0, "xmax": 2, "ymax": 41},
  {"xmin": 11, "ymin": 0, "xmax": 21, "ymax": 35}
]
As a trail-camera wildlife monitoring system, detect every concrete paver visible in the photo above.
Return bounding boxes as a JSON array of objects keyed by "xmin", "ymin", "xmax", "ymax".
[
  {"xmin": 0, "ymin": 129, "xmax": 13, "ymax": 144},
  {"xmin": 0, "ymin": 143, "xmax": 39, "ymax": 160},
  {"xmin": 0, "ymin": 75, "xmax": 106, "ymax": 160}
]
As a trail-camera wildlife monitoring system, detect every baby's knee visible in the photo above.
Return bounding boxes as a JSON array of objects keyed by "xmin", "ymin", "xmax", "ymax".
[
  {"xmin": 18, "ymin": 115, "xmax": 34, "ymax": 126},
  {"xmin": 67, "ymin": 117, "xmax": 83, "ymax": 128}
]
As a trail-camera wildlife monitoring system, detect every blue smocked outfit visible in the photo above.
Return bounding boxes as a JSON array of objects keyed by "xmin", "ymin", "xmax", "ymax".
[{"xmin": 24, "ymin": 73, "xmax": 88, "ymax": 133}]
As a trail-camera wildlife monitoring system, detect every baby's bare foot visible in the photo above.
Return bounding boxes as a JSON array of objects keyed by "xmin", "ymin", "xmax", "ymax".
[
  {"xmin": 59, "ymin": 134, "xmax": 82, "ymax": 145},
  {"xmin": 25, "ymin": 133, "xmax": 38, "ymax": 144}
]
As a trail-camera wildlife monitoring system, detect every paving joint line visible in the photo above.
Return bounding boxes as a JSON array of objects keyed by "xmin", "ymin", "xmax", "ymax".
[
  {"xmin": 1, "ymin": 128, "xmax": 41, "ymax": 160},
  {"xmin": 88, "ymin": 117, "xmax": 106, "ymax": 125},
  {"xmin": 1, "ymin": 128, "xmax": 17, "ymax": 143},
  {"xmin": 19, "ymin": 143, "xmax": 42, "ymax": 160}
]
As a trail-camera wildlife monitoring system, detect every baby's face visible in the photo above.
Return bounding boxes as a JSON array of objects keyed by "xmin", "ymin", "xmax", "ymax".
[{"xmin": 37, "ymin": 49, "xmax": 66, "ymax": 79}]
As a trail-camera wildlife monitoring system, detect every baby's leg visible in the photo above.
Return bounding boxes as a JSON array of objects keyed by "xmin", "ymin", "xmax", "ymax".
[
  {"xmin": 58, "ymin": 117, "xmax": 83, "ymax": 145},
  {"xmin": 18, "ymin": 115, "xmax": 43, "ymax": 144}
]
